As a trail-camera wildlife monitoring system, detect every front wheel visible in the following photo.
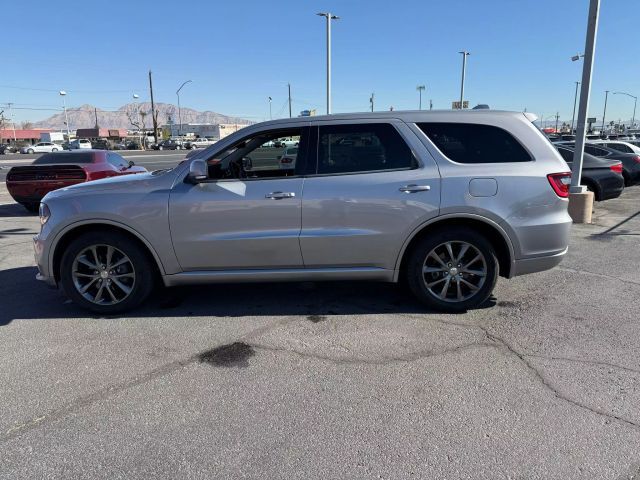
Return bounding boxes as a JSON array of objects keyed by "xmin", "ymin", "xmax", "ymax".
[
  {"xmin": 60, "ymin": 232, "xmax": 155, "ymax": 314},
  {"xmin": 52, "ymin": 148, "xmax": 58, "ymax": 152},
  {"xmin": 176, "ymin": 145, "xmax": 181, "ymax": 150},
  {"xmin": 158, "ymin": 146, "xmax": 163, "ymax": 151},
  {"xmin": 406, "ymin": 227, "xmax": 498, "ymax": 312},
  {"xmin": 27, "ymin": 149, "xmax": 34, "ymax": 153}
]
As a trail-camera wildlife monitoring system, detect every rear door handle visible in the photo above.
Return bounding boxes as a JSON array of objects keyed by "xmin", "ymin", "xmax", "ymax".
[
  {"xmin": 265, "ymin": 191, "xmax": 296, "ymax": 200},
  {"xmin": 399, "ymin": 184, "xmax": 431, "ymax": 193}
]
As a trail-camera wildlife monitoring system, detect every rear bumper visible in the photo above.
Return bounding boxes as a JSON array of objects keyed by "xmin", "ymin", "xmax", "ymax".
[{"xmin": 512, "ymin": 247, "xmax": 568, "ymax": 277}]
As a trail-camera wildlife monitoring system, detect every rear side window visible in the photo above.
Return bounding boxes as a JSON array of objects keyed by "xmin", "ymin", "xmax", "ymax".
[
  {"xmin": 317, "ymin": 123, "xmax": 415, "ymax": 174},
  {"xmin": 33, "ymin": 152, "xmax": 93, "ymax": 164},
  {"xmin": 606, "ymin": 143, "xmax": 632, "ymax": 153},
  {"xmin": 584, "ymin": 145, "xmax": 610, "ymax": 157},
  {"xmin": 556, "ymin": 147, "xmax": 573, "ymax": 163},
  {"xmin": 417, "ymin": 123, "xmax": 532, "ymax": 163}
]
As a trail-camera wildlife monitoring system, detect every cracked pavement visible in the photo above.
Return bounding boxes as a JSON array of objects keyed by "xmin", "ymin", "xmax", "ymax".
[{"xmin": 1, "ymin": 183, "xmax": 639, "ymax": 479}]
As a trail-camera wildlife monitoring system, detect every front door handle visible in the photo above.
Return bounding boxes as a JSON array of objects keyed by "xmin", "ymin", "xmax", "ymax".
[
  {"xmin": 399, "ymin": 184, "xmax": 431, "ymax": 193},
  {"xmin": 265, "ymin": 191, "xmax": 296, "ymax": 200}
]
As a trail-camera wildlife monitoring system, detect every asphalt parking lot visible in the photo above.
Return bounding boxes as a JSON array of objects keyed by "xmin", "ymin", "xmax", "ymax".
[{"xmin": 0, "ymin": 179, "xmax": 639, "ymax": 479}]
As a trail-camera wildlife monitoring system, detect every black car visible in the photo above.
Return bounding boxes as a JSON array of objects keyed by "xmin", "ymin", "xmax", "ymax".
[
  {"xmin": 557, "ymin": 142, "xmax": 640, "ymax": 186},
  {"xmin": 556, "ymin": 146, "xmax": 624, "ymax": 201},
  {"xmin": 153, "ymin": 139, "xmax": 183, "ymax": 150},
  {"xmin": 0, "ymin": 144, "xmax": 16, "ymax": 154}
]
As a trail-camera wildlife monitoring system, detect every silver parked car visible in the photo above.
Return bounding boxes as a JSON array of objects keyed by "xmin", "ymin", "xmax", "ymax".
[{"xmin": 34, "ymin": 111, "xmax": 572, "ymax": 314}]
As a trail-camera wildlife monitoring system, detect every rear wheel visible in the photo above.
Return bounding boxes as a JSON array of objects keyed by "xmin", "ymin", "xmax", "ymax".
[
  {"xmin": 27, "ymin": 148, "xmax": 34, "ymax": 153},
  {"xmin": 60, "ymin": 232, "xmax": 155, "ymax": 314},
  {"xmin": 406, "ymin": 227, "xmax": 498, "ymax": 312}
]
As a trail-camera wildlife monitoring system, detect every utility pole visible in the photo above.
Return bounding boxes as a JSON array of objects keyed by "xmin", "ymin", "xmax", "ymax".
[
  {"xmin": 94, "ymin": 107, "xmax": 99, "ymax": 129},
  {"xmin": 417, "ymin": 85, "xmax": 426, "ymax": 110},
  {"xmin": 369, "ymin": 92, "xmax": 374, "ymax": 112},
  {"xmin": 601, "ymin": 90, "xmax": 609, "ymax": 134},
  {"xmin": 430, "ymin": 99, "xmax": 433, "ymax": 110},
  {"xmin": 288, "ymin": 83, "xmax": 292, "ymax": 118},
  {"xmin": 571, "ymin": 81, "xmax": 580, "ymax": 132},
  {"xmin": 570, "ymin": 0, "xmax": 601, "ymax": 223},
  {"xmin": 149, "ymin": 70, "xmax": 158, "ymax": 144},
  {"xmin": 458, "ymin": 51, "xmax": 470, "ymax": 109},
  {"xmin": 6, "ymin": 103, "xmax": 17, "ymax": 142},
  {"xmin": 317, "ymin": 12, "xmax": 339, "ymax": 114},
  {"xmin": 555, "ymin": 112, "xmax": 560, "ymax": 132}
]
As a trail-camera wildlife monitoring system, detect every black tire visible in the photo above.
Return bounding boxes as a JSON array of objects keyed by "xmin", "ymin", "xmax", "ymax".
[
  {"xmin": 27, "ymin": 149, "xmax": 34, "ymax": 153},
  {"xmin": 22, "ymin": 202, "xmax": 39, "ymax": 213},
  {"xmin": 406, "ymin": 227, "xmax": 499, "ymax": 312},
  {"xmin": 60, "ymin": 231, "xmax": 155, "ymax": 314}
]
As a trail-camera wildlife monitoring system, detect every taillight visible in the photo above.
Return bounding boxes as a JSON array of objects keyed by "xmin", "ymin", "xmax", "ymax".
[
  {"xmin": 610, "ymin": 163, "xmax": 623, "ymax": 174},
  {"xmin": 280, "ymin": 157, "xmax": 294, "ymax": 164},
  {"xmin": 633, "ymin": 155, "xmax": 640, "ymax": 164},
  {"xmin": 547, "ymin": 172, "xmax": 572, "ymax": 198}
]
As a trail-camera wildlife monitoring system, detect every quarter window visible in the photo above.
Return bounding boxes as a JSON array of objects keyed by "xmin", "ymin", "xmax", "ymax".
[
  {"xmin": 417, "ymin": 123, "xmax": 532, "ymax": 163},
  {"xmin": 316, "ymin": 123, "xmax": 415, "ymax": 174}
]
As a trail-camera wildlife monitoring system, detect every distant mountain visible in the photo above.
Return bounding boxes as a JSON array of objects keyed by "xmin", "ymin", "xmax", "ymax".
[{"xmin": 33, "ymin": 103, "xmax": 252, "ymax": 130}]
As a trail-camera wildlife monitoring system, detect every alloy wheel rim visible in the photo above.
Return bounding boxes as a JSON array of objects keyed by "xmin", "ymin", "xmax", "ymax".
[
  {"xmin": 71, "ymin": 244, "xmax": 136, "ymax": 305},
  {"xmin": 421, "ymin": 241, "xmax": 487, "ymax": 303}
]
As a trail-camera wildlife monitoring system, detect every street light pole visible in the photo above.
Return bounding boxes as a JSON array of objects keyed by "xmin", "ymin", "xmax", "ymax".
[
  {"xmin": 555, "ymin": 112, "xmax": 560, "ymax": 132},
  {"xmin": 176, "ymin": 80, "xmax": 192, "ymax": 138},
  {"xmin": 417, "ymin": 85, "xmax": 426, "ymax": 110},
  {"xmin": 317, "ymin": 12, "xmax": 339, "ymax": 114},
  {"xmin": 601, "ymin": 90, "xmax": 609, "ymax": 134},
  {"xmin": 613, "ymin": 91, "xmax": 637, "ymax": 129},
  {"xmin": 268, "ymin": 96, "xmax": 272, "ymax": 120},
  {"xmin": 571, "ymin": 81, "xmax": 580, "ymax": 132},
  {"xmin": 458, "ymin": 51, "xmax": 470, "ymax": 109},
  {"xmin": 369, "ymin": 92, "xmax": 374, "ymax": 112},
  {"xmin": 132, "ymin": 93, "xmax": 141, "ymax": 148},
  {"xmin": 59, "ymin": 91, "xmax": 70, "ymax": 142}
]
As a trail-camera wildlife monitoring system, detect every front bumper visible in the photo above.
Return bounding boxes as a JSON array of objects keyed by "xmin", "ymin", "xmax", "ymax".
[{"xmin": 33, "ymin": 234, "xmax": 57, "ymax": 287}]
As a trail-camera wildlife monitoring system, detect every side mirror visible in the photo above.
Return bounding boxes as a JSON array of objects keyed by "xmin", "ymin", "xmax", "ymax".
[
  {"xmin": 185, "ymin": 159, "xmax": 208, "ymax": 184},
  {"xmin": 242, "ymin": 156, "xmax": 253, "ymax": 171},
  {"xmin": 128, "ymin": 160, "xmax": 135, "ymax": 168}
]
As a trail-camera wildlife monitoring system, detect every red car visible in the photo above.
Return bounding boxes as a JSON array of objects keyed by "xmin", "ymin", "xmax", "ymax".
[{"xmin": 6, "ymin": 150, "xmax": 147, "ymax": 212}]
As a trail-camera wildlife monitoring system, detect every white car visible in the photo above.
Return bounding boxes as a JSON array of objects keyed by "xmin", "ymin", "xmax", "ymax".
[
  {"xmin": 69, "ymin": 139, "xmax": 92, "ymax": 150},
  {"xmin": 20, "ymin": 142, "xmax": 63, "ymax": 154},
  {"xmin": 591, "ymin": 140, "xmax": 640, "ymax": 155},
  {"xmin": 278, "ymin": 146, "xmax": 297, "ymax": 170}
]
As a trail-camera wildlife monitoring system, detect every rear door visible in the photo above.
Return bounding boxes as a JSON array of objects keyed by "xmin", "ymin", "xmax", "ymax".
[{"xmin": 299, "ymin": 120, "xmax": 441, "ymax": 271}]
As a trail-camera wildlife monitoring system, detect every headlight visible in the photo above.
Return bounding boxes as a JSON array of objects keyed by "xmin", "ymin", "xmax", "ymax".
[{"xmin": 39, "ymin": 203, "xmax": 51, "ymax": 226}]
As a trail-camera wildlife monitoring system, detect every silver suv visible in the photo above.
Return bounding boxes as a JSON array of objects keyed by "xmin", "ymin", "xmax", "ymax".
[{"xmin": 34, "ymin": 111, "xmax": 572, "ymax": 314}]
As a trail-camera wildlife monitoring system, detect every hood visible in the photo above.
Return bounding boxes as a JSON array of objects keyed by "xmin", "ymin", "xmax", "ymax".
[{"xmin": 43, "ymin": 169, "xmax": 177, "ymax": 201}]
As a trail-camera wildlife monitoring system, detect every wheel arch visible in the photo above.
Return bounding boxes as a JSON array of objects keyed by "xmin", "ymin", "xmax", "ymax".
[
  {"xmin": 394, "ymin": 214, "xmax": 515, "ymax": 281},
  {"xmin": 51, "ymin": 220, "xmax": 165, "ymax": 284}
]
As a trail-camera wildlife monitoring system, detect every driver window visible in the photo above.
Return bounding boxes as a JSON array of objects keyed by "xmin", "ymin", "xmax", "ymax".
[{"xmin": 206, "ymin": 129, "xmax": 302, "ymax": 180}]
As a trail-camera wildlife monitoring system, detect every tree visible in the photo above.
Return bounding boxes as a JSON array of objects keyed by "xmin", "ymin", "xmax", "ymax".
[
  {"xmin": 125, "ymin": 106, "xmax": 147, "ymax": 150},
  {"xmin": 20, "ymin": 121, "xmax": 33, "ymax": 130}
]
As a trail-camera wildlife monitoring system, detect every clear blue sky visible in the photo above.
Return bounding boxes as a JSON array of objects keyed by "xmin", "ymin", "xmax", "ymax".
[{"xmin": 2, "ymin": 0, "xmax": 638, "ymax": 125}]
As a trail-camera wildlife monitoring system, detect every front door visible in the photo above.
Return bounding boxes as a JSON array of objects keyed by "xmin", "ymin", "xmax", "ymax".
[{"xmin": 169, "ymin": 126, "xmax": 309, "ymax": 271}]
